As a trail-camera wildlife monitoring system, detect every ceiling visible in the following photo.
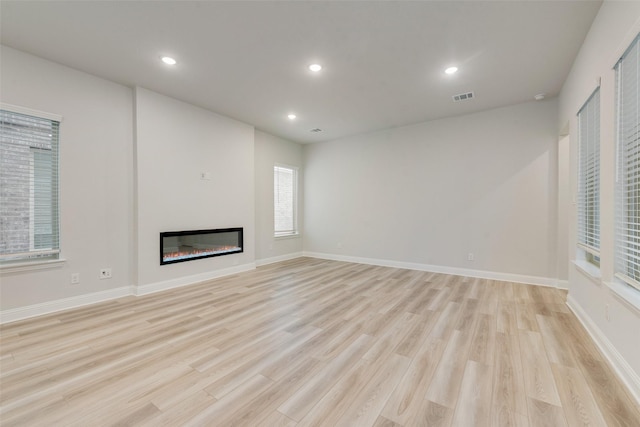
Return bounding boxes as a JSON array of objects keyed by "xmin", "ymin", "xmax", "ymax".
[{"xmin": 0, "ymin": 1, "xmax": 601, "ymax": 144}]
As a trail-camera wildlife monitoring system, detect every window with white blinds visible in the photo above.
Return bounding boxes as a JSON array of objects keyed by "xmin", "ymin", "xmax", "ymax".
[
  {"xmin": 274, "ymin": 164, "xmax": 298, "ymax": 237},
  {"xmin": 615, "ymin": 34, "xmax": 640, "ymax": 291},
  {"xmin": 577, "ymin": 88, "xmax": 601, "ymax": 263},
  {"xmin": 0, "ymin": 108, "xmax": 60, "ymax": 262}
]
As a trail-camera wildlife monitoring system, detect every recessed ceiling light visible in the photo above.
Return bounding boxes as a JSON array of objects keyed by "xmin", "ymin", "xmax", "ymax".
[
  {"xmin": 288, "ymin": 114, "xmax": 297, "ymax": 120},
  {"xmin": 161, "ymin": 56, "xmax": 177, "ymax": 65},
  {"xmin": 534, "ymin": 93, "xmax": 546, "ymax": 101},
  {"xmin": 309, "ymin": 64, "xmax": 322, "ymax": 72},
  {"xmin": 445, "ymin": 66, "xmax": 458, "ymax": 75}
]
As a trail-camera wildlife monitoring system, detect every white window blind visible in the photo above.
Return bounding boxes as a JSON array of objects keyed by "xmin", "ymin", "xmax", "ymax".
[
  {"xmin": 0, "ymin": 108, "xmax": 60, "ymax": 262},
  {"xmin": 577, "ymin": 87, "xmax": 601, "ymax": 259},
  {"xmin": 615, "ymin": 33, "xmax": 640, "ymax": 291},
  {"xmin": 274, "ymin": 165, "xmax": 298, "ymax": 237}
]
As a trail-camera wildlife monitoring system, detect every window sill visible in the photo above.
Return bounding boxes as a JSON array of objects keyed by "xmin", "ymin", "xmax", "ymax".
[
  {"xmin": 0, "ymin": 258, "xmax": 66, "ymax": 275},
  {"xmin": 573, "ymin": 259, "xmax": 602, "ymax": 284},
  {"xmin": 274, "ymin": 233, "xmax": 301, "ymax": 240},
  {"xmin": 606, "ymin": 280, "xmax": 640, "ymax": 315}
]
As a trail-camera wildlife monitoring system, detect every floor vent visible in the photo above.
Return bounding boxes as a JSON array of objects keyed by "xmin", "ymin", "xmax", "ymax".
[{"xmin": 453, "ymin": 92, "xmax": 474, "ymax": 102}]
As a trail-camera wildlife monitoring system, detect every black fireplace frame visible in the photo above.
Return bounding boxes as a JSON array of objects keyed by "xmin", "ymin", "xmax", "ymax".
[{"xmin": 160, "ymin": 227, "xmax": 243, "ymax": 265}]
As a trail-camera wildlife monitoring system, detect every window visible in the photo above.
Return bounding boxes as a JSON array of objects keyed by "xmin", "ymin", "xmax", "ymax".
[
  {"xmin": 0, "ymin": 107, "xmax": 60, "ymax": 263},
  {"xmin": 615, "ymin": 34, "xmax": 640, "ymax": 291},
  {"xmin": 577, "ymin": 87, "xmax": 601, "ymax": 266},
  {"xmin": 274, "ymin": 164, "xmax": 298, "ymax": 237}
]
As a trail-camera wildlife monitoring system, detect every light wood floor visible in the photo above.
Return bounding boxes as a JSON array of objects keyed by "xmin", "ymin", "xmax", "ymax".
[{"xmin": 1, "ymin": 258, "xmax": 639, "ymax": 426}]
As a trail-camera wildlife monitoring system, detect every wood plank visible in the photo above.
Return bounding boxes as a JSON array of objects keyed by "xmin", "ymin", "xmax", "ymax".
[
  {"xmin": 412, "ymin": 400, "xmax": 453, "ymax": 427},
  {"xmin": 277, "ymin": 334, "xmax": 372, "ymax": 421},
  {"xmin": 373, "ymin": 415, "xmax": 403, "ymax": 427},
  {"xmin": 577, "ymin": 358, "xmax": 640, "ymax": 427},
  {"xmin": 536, "ymin": 314, "xmax": 575, "ymax": 367},
  {"xmin": 527, "ymin": 397, "xmax": 567, "ymax": 427},
  {"xmin": 424, "ymin": 329, "xmax": 473, "ymax": 408},
  {"xmin": 450, "ymin": 360, "xmax": 493, "ymax": 427},
  {"xmin": 334, "ymin": 353, "xmax": 410, "ymax": 427},
  {"xmin": 0, "ymin": 258, "xmax": 637, "ymax": 427},
  {"xmin": 468, "ymin": 313, "xmax": 496, "ymax": 365},
  {"xmin": 140, "ymin": 391, "xmax": 216, "ymax": 427},
  {"xmin": 256, "ymin": 411, "xmax": 298, "ymax": 427},
  {"xmin": 518, "ymin": 330, "xmax": 561, "ymax": 406},
  {"xmin": 551, "ymin": 363, "xmax": 607, "ymax": 427},
  {"xmin": 184, "ymin": 375, "xmax": 273, "ymax": 425},
  {"xmin": 490, "ymin": 332, "xmax": 527, "ymax": 426},
  {"xmin": 381, "ymin": 337, "xmax": 446, "ymax": 425},
  {"xmin": 497, "ymin": 302, "xmax": 518, "ymax": 335},
  {"xmin": 296, "ymin": 356, "xmax": 388, "ymax": 427},
  {"xmin": 515, "ymin": 303, "xmax": 539, "ymax": 332},
  {"xmin": 218, "ymin": 357, "xmax": 323, "ymax": 426}
]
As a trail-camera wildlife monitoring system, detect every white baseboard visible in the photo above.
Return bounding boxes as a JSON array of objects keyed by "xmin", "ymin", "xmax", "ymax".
[
  {"xmin": 255, "ymin": 252, "xmax": 304, "ymax": 267},
  {"xmin": 0, "ymin": 286, "xmax": 133, "ymax": 324},
  {"xmin": 134, "ymin": 263, "xmax": 256, "ymax": 296},
  {"xmin": 0, "ymin": 262, "xmax": 257, "ymax": 324},
  {"xmin": 566, "ymin": 295, "xmax": 640, "ymax": 405},
  {"xmin": 0, "ymin": 253, "xmax": 566, "ymax": 324},
  {"xmin": 303, "ymin": 251, "xmax": 563, "ymax": 288}
]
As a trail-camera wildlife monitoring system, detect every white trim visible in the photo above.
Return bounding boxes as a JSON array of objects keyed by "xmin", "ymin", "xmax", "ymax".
[
  {"xmin": 274, "ymin": 163, "xmax": 299, "ymax": 237},
  {"xmin": 607, "ymin": 280, "xmax": 640, "ymax": 314},
  {"xmin": 0, "ymin": 262, "xmax": 257, "ymax": 324},
  {"xmin": 303, "ymin": 251, "xmax": 563, "ymax": 288},
  {"xmin": 573, "ymin": 80, "xmax": 602, "ymax": 129},
  {"xmin": 0, "ymin": 286, "xmax": 132, "ymax": 324},
  {"xmin": 573, "ymin": 259, "xmax": 602, "ymax": 284},
  {"xmin": 0, "ymin": 255, "xmax": 568, "ymax": 324},
  {"xmin": 0, "ymin": 258, "xmax": 66, "ymax": 275},
  {"xmin": 0, "ymin": 102, "xmax": 63, "ymax": 122},
  {"xmin": 134, "ymin": 262, "xmax": 255, "ymax": 296},
  {"xmin": 613, "ymin": 272, "xmax": 640, "ymax": 295},
  {"xmin": 255, "ymin": 252, "xmax": 304, "ymax": 267},
  {"xmin": 566, "ymin": 295, "xmax": 640, "ymax": 405},
  {"xmin": 274, "ymin": 233, "xmax": 301, "ymax": 240},
  {"xmin": 609, "ymin": 18, "xmax": 640, "ymax": 69},
  {"xmin": 0, "ymin": 249, "xmax": 61, "ymax": 262},
  {"xmin": 577, "ymin": 242, "xmax": 600, "ymax": 258}
]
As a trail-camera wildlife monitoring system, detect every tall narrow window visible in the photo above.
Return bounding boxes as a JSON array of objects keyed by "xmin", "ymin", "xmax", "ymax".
[
  {"xmin": 615, "ymin": 34, "xmax": 640, "ymax": 291},
  {"xmin": 274, "ymin": 164, "xmax": 298, "ymax": 237},
  {"xmin": 577, "ymin": 88, "xmax": 601, "ymax": 266},
  {"xmin": 0, "ymin": 107, "xmax": 60, "ymax": 263}
]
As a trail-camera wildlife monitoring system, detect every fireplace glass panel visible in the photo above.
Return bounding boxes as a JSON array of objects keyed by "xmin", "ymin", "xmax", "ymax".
[{"xmin": 160, "ymin": 228, "xmax": 243, "ymax": 265}]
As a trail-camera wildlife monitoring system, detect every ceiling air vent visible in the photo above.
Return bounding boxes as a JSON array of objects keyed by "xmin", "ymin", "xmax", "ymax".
[
  {"xmin": 452, "ymin": 92, "xmax": 474, "ymax": 102},
  {"xmin": 310, "ymin": 128, "xmax": 322, "ymax": 133}
]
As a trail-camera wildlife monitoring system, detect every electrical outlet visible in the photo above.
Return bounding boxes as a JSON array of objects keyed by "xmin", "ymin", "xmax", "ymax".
[
  {"xmin": 337, "ymin": 242, "xmax": 343, "ymax": 249},
  {"xmin": 467, "ymin": 253, "xmax": 474, "ymax": 261},
  {"xmin": 99, "ymin": 268, "xmax": 112, "ymax": 279},
  {"xmin": 71, "ymin": 273, "xmax": 80, "ymax": 284}
]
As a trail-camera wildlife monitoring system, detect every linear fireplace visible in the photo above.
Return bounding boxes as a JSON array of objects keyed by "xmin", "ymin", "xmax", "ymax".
[{"xmin": 160, "ymin": 227, "xmax": 243, "ymax": 265}]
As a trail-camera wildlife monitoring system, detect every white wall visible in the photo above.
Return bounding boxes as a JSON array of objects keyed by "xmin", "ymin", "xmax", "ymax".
[
  {"xmin": 559, "ymin": 1, "xmax": 640, "ymax": 400},
  {"xmin": 254, "ymin": 130, "xmax": 303, "ymax": 263},
  {"xmin": 304, "ymin": 99, "xmax": 559, "ymax": 282},
  {"xmin": 134, "ymin": 87, "xmax": 255, "ymax": 288},
  {"xmin": 0, "ymin": 46, "xmax": 134, "ymax": 309},
  {"xmin": 557, "ymin": 134, "xmax": 571, "ymax": 282},
  {"xmin": 0, "ymin": 45, "xmax": 295, "ymax": 319}
]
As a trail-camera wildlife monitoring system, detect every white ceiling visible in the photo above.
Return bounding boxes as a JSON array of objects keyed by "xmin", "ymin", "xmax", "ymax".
[{"xmin": 0, "ymin": 1, "xmax": 601, "ymax": 143}]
